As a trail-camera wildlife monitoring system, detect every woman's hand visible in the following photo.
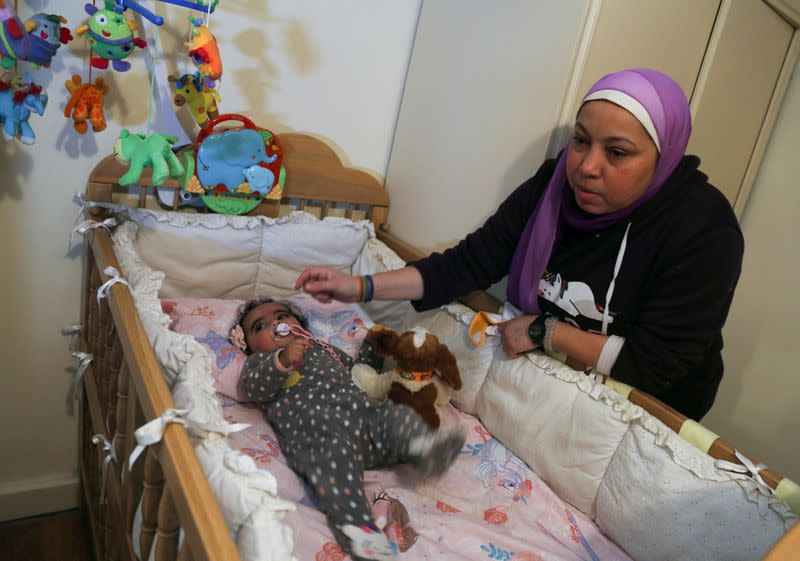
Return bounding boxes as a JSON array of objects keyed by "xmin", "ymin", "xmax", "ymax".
[
  {"xmin": 498, "ymin": 315, "xmax": 538, "ymax": 357},
  {"xmin": 295, "ymin": 267, "xmax": 360, "ymax": 303},
  {"xmin": 277, "ymin": 339, "xmax": 311, "ymax": 370}
]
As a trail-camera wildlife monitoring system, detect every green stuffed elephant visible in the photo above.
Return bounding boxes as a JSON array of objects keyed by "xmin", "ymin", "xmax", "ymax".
[{"xmin": 114, "ymin": 129, "xmax": 185, "ymax": 186}]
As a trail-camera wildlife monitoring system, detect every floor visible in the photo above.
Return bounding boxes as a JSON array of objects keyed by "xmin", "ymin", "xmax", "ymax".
[{"xmin": 0, "ymin": 509, "xmax": 93, "ymax": 561}]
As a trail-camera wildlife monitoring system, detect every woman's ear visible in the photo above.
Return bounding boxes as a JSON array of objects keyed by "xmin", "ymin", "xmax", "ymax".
[{"xmin": 365, "ymin": 325, "xmax": 400, "ymax": 356}]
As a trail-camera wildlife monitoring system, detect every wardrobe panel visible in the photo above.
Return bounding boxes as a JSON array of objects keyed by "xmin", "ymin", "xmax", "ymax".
[
  {"xmin": 574, "ymin": 0, "xmax": 720, "ymax": 111},
  {"xmin": 687, "ymin": 0, "xmax": 794, "ymax": 206},
  {"xmin": 549, "ymin": 0, "xmax": 720, "ymax": 154}
]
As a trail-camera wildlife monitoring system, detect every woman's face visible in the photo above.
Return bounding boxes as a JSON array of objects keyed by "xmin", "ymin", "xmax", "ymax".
[
  {"xmin": 565, "ymin": 100, "xmax": 659, "ymax": 215},
  {"xmin": 242, "ymin": 302, "xmax": 302, "ymax": 354}
]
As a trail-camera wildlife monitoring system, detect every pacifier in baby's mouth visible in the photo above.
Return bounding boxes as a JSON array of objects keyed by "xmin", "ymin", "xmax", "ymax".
[{"xmin": 273, "ymin": 322, "xmax": 292, "ymax": 338}]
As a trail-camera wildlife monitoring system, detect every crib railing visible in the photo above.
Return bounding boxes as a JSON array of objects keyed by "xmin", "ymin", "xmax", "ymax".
[{"xmin": 80, "ymin": 227, "xmax": 242, "ymax": 561}]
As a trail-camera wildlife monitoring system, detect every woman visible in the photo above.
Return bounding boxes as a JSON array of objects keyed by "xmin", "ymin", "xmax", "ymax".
[{"xmin": 296, "ymin": 68, "xmax": 744, "ymax": 421}]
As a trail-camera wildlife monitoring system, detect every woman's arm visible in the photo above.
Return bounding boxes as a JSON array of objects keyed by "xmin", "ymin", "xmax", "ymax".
[
  {"xmin": 295, "ymin": 265, "xmax": 424, "ymax": 303},
  {"xmin": 499, "ymin": 314, "xmax": 608, "ymax": 368},
  {"xmin": 296, "ymin": 159, "xmax": 557, "ymax": 308}
]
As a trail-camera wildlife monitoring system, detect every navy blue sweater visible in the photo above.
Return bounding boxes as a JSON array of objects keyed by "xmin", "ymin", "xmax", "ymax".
[{"xmin": 411, "ymin": 156, "xmax": 744, "ymax": 420}]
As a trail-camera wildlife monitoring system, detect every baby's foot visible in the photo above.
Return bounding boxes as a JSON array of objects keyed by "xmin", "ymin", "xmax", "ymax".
[
  {"xmin": 408, "ymin": 427, "xmax": 466, "ymax": 479},
  {"xmin": 341, "ymin": 524, "xmax": 396, "ymax": 561}
]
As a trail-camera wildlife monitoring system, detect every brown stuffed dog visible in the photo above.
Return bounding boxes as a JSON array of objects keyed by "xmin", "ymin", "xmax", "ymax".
[{"xmin": 361, "ymin": 325, "xmax": 462, "ymax": 429}]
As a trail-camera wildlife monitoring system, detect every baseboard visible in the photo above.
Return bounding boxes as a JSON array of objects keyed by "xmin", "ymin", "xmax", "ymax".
[{"xmin": 0, "ymin": 475, "xmax": 80, "ymax": 523}]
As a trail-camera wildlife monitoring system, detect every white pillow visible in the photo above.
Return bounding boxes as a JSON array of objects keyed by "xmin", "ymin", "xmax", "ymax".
[
  {"xmin": 134, "ymin": 212, "xmax": 262, "ymax": 298},
  {"xmin": 475, "ymin": 351, "xmax": 630, "ymax": 517},
  {"xmin": 403, "ymin": 304, "xmax": 497, "ymax": 414},
  {"xmin": 128, "ymin": 209, "xmax": 372, "ymax": 299},
  {"xmin": 257, "ymin": 218, "xmax": 371, "ymax": 298},
  {"xmin": 596, "ymin": 422, "xmax": 795, "ymax": 561}
]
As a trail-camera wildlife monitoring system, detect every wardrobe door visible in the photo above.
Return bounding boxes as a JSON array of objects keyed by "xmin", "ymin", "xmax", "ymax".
[
  {"xmin": 687, "ymin": 0, "xmax": 797, "ymax": 212},
  {"xmin": 548, "ymin": 0, "xmax": 721, "ymax": 154}
]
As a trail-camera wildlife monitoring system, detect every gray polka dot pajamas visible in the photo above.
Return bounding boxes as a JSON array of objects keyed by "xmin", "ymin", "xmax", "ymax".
[{"xmin": 241, "ymin": 341, "xmax": 429, "ymax": 554}]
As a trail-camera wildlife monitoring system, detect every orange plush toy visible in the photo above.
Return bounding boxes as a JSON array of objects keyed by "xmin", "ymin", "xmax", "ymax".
[
  {"xmin": 186, "ymin": 19, "xmax": 222, "ymax": 88},
  {"xmin": 64, "ymin": 74, "xmax": 109, "ymax": 134},
  {"xmin": 359, "ymin": 325, "xmax": 462, "ymax": 429}
]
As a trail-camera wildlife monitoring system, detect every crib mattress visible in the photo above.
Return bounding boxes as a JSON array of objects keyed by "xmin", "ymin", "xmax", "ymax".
[{"xmin": 223, "ymin": 395, "xmax": 632, "ymax": 561}]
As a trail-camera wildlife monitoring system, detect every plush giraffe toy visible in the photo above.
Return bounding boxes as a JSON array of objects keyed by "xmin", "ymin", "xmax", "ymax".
[
  {"xmin": 64, "ymin": 74, "xmax": 109, "ymax": 134},
  {"xmin": 168, "ymin": 73, "xmax": 220, "ymax": 126}
]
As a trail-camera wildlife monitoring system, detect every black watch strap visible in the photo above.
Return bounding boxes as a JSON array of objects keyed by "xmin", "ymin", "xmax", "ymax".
[{"xmin": 527, "ymin": 314, "xmax": 548, "ymax": 348}]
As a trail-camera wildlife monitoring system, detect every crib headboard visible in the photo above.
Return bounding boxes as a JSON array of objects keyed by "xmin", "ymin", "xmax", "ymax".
[{"xmin": 85, "ymin": 133, "xmax": 390, "ymax": 229}]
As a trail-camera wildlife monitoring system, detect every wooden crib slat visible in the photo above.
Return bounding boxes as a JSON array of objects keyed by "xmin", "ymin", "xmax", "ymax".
[
  {"xmin": 80, "ymin": 392, "xmax": 106, "ymax": 561},
  {"xmin": 177, "ymin": 542, "xmax": 195, "ymax": 561},
  {"xmin": 96, "ymin": 299, "xmax": 111, "ymax": 374},
  {"xmin": 139, "ymin": 186, "xmax": 148, "ymax": 208},
  {"xmin": 125, "ymin": 374, "xmax": 147, "ymax": 558},
  {"xmin": 82, "ymin": 240, "xmax": 97, "ymax": 350},
  {"xmin": 321, "ymin": 201, "xmax": 332, "ymax": 218},
  {"xmin": 345, "ymin": 203, "xmax": 355, "ymax": 219},
  {"xmin": 140, "ymin": 448, "xmax": 164, "ymax": 561},
  {"xmin": 155, "ymin": 488, "xmax": 180, "ymax": 561},
  {"xmin": 104, "ymin": 334, "xmax": 123, "ymax": 433},
  {"xmin": 88, "ymin": 264, "xmax": 101, "ymax": 355},
  {"xmin": 89, "ymin": 229, "xmax": 241, "ymax": 561},
  {"xmin": 103, "ymin": 504, "xmax": 118, "ymax": 561},
  {"xmin": 114, "ymin": 361, "xmax": 130, "ymax": 470}
]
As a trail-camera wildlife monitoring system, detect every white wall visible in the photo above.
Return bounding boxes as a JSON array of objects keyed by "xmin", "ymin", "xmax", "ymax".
[
  {"xmin": 705, "ymin": 56, "xmax": 800, "ymax": 481},
  {"xmin": 0, "ymin": 0, "xmax": 420, "ymax": 521}
]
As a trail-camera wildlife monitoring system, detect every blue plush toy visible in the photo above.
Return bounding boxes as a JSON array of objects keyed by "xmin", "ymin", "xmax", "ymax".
[{"xmin": 0, "ymin": 73, "xmax": 48, "ymax": 144}]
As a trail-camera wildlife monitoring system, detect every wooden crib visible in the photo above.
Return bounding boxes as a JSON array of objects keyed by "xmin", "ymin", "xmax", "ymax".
[{"xmin": 78, "ymin": 133, "xmax": 795, "ymax": 561}]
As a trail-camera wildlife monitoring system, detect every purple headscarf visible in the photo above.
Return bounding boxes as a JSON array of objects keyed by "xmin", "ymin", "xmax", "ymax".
[{"xmin": 506, "ymin": 68, "xmax": 693, "ymax": 313}]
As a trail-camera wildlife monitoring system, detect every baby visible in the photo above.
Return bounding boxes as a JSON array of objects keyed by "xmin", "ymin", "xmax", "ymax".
[{"xmin": 232, "ymin": 297, "xmax": 465, "ymax": 561}]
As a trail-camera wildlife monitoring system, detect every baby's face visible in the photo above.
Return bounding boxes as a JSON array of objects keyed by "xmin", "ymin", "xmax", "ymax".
[{"xmin": 242, "ymin": 302, "xmax": 302, "ymax": 354}]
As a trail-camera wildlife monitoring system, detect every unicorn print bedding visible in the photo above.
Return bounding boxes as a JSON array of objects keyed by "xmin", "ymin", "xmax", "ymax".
[
  {"xmin": 225, "ymin": 400, "xmax": 632, "ymax": 561},
  {"xmin": 162, "ymin": 295, "xmax": 630, "ymax": 561}
]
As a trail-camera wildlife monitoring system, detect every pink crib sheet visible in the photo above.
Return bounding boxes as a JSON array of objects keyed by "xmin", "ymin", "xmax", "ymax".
[{"xmin": 223, "ymin": 397, "xmax": 632, "ymax": 561}]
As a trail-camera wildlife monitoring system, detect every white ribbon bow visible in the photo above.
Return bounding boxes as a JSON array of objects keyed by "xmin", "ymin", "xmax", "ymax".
[
  {"xmin": 71, "ymin": 352, "xmax": 93, "ymax": 400},
  {"xmin": 715, "ymin": 449, "xmax": 774, "ymax": 516},
  {"xmin": 73, "ymin": 191, "xmax": 120, "ymax": 223},
  {"xmin": 128, "ymin": 408, "xmax": 250, "ymax": 469},
  {"xmin": 69, "ymin": 218, "xmax": 118, "ymax": 250},
  {"xmin": 96, "ymin": 266, "xmax": 130, "ymax": 308},
  {"xmin": 91, "ymin": 434, "xmax": 118, "ymax": 504}
]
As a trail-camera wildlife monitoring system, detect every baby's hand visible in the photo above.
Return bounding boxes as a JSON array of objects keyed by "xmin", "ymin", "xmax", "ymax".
[{"xmin": 276, "ymin": 338, "xmax": 310, "ymax": 370}]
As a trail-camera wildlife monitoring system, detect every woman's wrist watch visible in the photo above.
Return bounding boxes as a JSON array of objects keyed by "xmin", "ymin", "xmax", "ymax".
[
  {"xmin": 528, "ymin": 314, "xmax": 559, "ymax": 353},
  {"xmin": 527, "ymin": 314, "xmax": 549, "ymax": 349}
]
